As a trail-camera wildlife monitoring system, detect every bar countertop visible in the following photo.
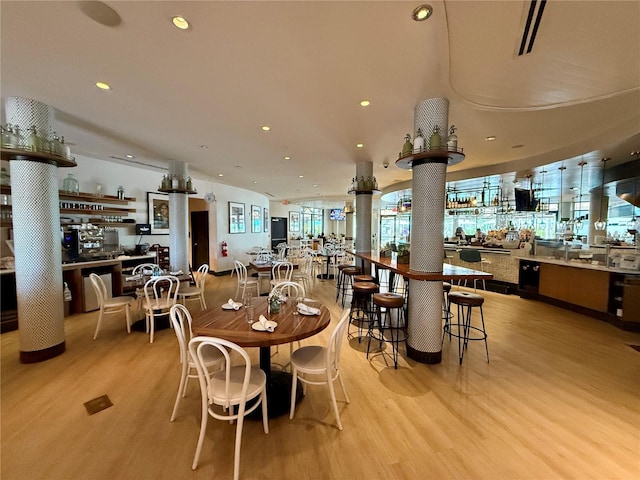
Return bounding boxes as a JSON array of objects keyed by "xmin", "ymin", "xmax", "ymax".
[{"xmin": 351, "ymin": 250, "xmax": 493, "ymax": 281}]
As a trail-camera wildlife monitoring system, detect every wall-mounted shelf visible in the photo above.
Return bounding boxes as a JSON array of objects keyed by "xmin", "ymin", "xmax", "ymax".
[
  {"xmin": 1, "ymin": 146, "xmax": 76, "ymax": 167},
  {"xmin": 157, "ymin": 188, "xmax": 197, "ymax": 194},
  {"xmin": 347, "ymin": 189, "xmax": 381, "ymax": 195}
]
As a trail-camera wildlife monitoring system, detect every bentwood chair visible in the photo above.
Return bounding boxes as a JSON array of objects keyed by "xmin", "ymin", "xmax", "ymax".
[
  {"xmin": 289, "ymin": 310, "xmax": 351, "ymax": 430},
  {"xmin": 189, "ymin": 336, "xmax": 268, "ymax": 480},
  {"xmin": 89, "ymin": 273, "xmax": 134, "ymax": 339},
  {"xmin": 169, "ymin": 304, "xmax": 224, "ymax": 422},
  {"xmin": 142, "ymin": 275, "xmax": 180, "ymax": 343},
  {"xmin": 131, "ymin": 263, "xmax": 160, "ymax": 311},
  {"xmin": 269, "ymin": 261, "xmax": 294, "ymax": 291},
  {"xmin": 177, "ymin": 263, "xmax": 209, "ymax": 310},
  {"xmin": 291, "ymin": 254, "xmax": 313, "ymax": 293},
  {"xmin": 233, "ymin": 260, "xmax": 260, "ymax": 299}
]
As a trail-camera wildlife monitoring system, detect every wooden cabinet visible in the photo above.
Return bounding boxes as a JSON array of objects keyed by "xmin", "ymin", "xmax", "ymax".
[{"xmin": 149, "ymin": 244, "xmax": 170, "ymax": 270}]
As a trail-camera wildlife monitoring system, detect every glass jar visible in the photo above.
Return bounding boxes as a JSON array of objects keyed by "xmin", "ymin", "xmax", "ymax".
[
  {"xmin": 269, "ymin": 295, "xmax": 281, "ymax": 314},
  {"xmin": 63, "ymin": 173, "xmax": 79, "ymax": 194}
]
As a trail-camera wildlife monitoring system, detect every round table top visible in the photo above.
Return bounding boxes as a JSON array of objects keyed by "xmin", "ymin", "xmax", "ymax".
[{"xmin": 191, "ymin": 296, "xmax": 331, "ymax": 348}]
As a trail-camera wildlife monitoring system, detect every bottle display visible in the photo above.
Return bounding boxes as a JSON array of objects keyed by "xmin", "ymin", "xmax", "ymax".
[
  {"xmin": 26, "ymin": 125, "xmax": 41, "ymax": 152},
  {"xmin": 401, "ymin": 134, "xmax": 413, "ymax": 157},
  {"xmin": 413, "ymin": 128, "xmax": 425, "ymax": 153},
  {"xmin": 117, "ymin": 185, "xmax": 125, "ymax": 199},
  {"xmin": 429, "ymin": 126, "xmax": 441, "ymax": 149},
  {"xmin": 447, "ymin": 125, "xmax": 458, "ymax": 149}
]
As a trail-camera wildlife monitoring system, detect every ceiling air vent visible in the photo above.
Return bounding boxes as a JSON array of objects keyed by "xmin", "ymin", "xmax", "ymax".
[{"xmin": 518, "ymin": 0, "xmax": 547, "ymax": 56}]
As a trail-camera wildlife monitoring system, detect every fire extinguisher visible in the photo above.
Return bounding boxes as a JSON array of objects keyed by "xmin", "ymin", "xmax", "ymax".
[{"xmin": 221, "ymin": 241, "xmax": 228, "ymax": 257}]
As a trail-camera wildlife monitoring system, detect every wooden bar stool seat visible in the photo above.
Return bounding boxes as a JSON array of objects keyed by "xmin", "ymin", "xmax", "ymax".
[
  {"xmin": 336, "ymin": 266, "xmax": 361, "ymax": 307},
  {"xmin": 444, "ymin": 291, "xmax": 489, "ymax": 365}
]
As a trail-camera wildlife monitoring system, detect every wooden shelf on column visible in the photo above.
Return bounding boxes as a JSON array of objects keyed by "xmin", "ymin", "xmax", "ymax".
[
  {"xmin": 1, "ymin": 147, "xmax": 76, "ymax": 167},
  {"xmin": 157, "ymin": 188, "xmax": 197, "ymax": 194},
  {"xmin": 347, "ymin": 189, "xmax": 381, "ymax": 195},
  {"xmin": 395, "ymin": 147, "xmax": 465, "ymax": 170}
]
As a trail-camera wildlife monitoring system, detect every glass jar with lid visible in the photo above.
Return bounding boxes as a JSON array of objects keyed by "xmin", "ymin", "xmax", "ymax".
[{"xmin": 63, "ymin": 173, "xmax": 79, "ymax": 194}]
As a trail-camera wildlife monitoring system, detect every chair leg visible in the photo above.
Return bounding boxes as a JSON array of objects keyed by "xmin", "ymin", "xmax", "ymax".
[
  {"xmin": 170, "ymin": 362, "xmax": 189, "ymax": 422},
  {"xmin": 289, "ymin": 368, "xmax": 298, "ymax": 420},
  {"xmin": 125, "ymin": 304, "xmax": 131, "ymax": 333},
  {"xmin": 261, "ymin": 390, "xmax": 269, "ymax": 434},
  {"xmin": 191, "ymin": 394, "xmax": 209, "ymax": 470},
  {"xmin": 337, "ymin": 372, "xmax": 350, "ymax": 404},
  {"xmin": 327, "ymin": 372, "xmax": 342, "ymax": 431},
  {"xmin": 149, "ymin": 312, "xmax": 155, "ymax": 343},
  {"xmin": 93, "ymin": 308, "xmax": 104, "ymax": 340},
  {"xmin": 232, "ymin": 414, "xmax": 244, "ymax": 480}
]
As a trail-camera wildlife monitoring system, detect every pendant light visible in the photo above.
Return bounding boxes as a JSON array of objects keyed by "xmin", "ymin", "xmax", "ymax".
[
  {"xmin": 594, "ymin": 157, "xmax": 609, "ymax": 231},
  {"xmin": 558, "ymin": 165, "xmax": 566, "ymax": 230},
  {"xmin": 575, "ymin": 160, "xmax": 586, "ymax": 229}
]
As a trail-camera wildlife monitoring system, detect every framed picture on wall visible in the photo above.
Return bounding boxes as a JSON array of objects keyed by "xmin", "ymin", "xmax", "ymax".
[
  {"xmin": 289, "ymin": 211, "xmax": 300, "ymax": 232},
  {"xmin": 263, "ymin": 208, "xmax": 269, "ymax": 232},
  {"xmin": 251, "ymin": 204, "xmax": 262, "ymax": 233},
  {"xmin": 148, "ymin": 192, "xmax": 170, "ymax": 235},
  {"xmin": 229, "ymin": 201, "xmax": 246, "ymax": 234}
]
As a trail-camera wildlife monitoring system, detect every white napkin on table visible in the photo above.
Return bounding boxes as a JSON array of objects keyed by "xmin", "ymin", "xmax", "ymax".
[
  {"xmin": 258, "ymin": 315, "xmax": 275, "ymax": 332},
  {"xmin": 297, "ymin": 303, "xmax": 321, "ymax": 315},
  {"xmin": 227, "ymin": 298, "xmax": 241, "ymax": 310}
]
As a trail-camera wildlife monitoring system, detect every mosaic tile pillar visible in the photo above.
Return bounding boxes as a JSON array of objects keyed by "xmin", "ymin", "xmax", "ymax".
[
  {"xmin": 168, "ymin": 160, "xmax": 189, "ymax": 273},
  {"xmin": 4, "ymin": 97, "xmax": 66, "ymax": 363},
  {"xmin": 345, "ymin": 200, "xmax": 354, "ymax": 243},
  {"xmin": 407, "ymin": 98, "xmax": 449, "ymax": 364},
  {"xmin": 355, "ymin": 162, "xmax": 373, "ymax": 274}
]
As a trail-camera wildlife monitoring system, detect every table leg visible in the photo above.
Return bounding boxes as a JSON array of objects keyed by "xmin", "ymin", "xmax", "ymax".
[{"xmin": 253, "ymin": 346, "xmax": 302, "ymax": 419}]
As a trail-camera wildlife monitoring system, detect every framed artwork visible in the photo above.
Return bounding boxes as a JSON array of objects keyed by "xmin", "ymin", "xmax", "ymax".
[
  {"xmin": 263, "ymin": 208, "xmax": 269, "ymax": 232},
  {"xmin": 148, "ymin": 192, "xmax": 170, "ymax": 235},
  {"xmin": 229, "ymin": 201, "xmax": 246, "ymax": 234},
  {"xmin": 289, "ymin": 211, "xmax": 300, "ymax": 232},
  {"xmin": 251, "ymin": 204, "xmax": 262, "ymax": 233}
]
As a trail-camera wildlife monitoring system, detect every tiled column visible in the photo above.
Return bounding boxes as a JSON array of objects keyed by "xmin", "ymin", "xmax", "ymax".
[
  {"xmin": 400, "ymin": 98, "xmax": 464, "ymax": 364},
  {"xmin": 344, "ymin": 200, "xmax": 354, "ymax": 244},
  {"xmin": 355, "ymin": 162, "xmax": 373, "ymax": 274},
  {"xmin": 4, "ymin": 97, "xmax": 68, "ymax": 363},
  {"xmin": 168, "ymin": 160, "xmax": 189, "ymax": 273}
]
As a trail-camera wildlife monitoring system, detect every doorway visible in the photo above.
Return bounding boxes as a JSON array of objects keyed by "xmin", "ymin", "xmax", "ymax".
[
  {"xmin": 271, "ymin": 217, "xmax": 287, "ymax": 250},
  {"xmin": 191, "ymin": 211, "xmax": 209, "ymax": 268}
]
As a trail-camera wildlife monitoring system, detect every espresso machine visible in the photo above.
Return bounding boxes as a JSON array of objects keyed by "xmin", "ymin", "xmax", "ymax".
[{"xmin": 61, "ymin": 225, "xmax": 106, "ymax": 262}]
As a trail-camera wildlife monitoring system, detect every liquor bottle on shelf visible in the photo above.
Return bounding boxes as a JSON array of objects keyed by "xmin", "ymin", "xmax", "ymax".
[
  {"xmin": 413, "ymin": 128, "xmax": 425, "ymax": 153},
  {"xmin": 429, "ymin": 125, "xmax": 441, "ymax": 149}
]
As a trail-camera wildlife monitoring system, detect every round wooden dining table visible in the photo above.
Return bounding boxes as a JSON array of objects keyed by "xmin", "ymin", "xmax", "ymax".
[{"xmin": 191, "ymin": 296, "xmax": 331, "ymax": 417}]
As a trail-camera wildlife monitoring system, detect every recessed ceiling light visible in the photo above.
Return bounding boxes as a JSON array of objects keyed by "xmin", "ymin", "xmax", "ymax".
[
  {"xmin": 356, "ymin": 143, "xmax": 364, "ymax": 148},
  {"xmin": 360, "ymin": 100, "xmax": 370, "ymax": 107},
  {"xmin": 298, "ymin": 175, "xmax": 304, "ymax": 178},
  {"xmin": 172, "ymin": 16, "xmax": 189, "ymax": 30},
  {"xmin": 199, "ymin": 145, "xmax": 208, "ymax": 149},
  {"xmin": 253, "ymin": 181, "xmax": 258, "ymax": 184},
  {"xmin": 261, "ymin": 125, "xmax": 271, "ymax": 131},
  {"xmin": 412, "ymin": 4, "xmax": 433, "ymax": 21},
  {"xmin": 217, "ymin": 173, "xmax": 224, "ymax": 177},
  {"xmin": 485, "ymin": 136, "xmax": 496, "ymax": 141},
  {"xmin": 95, "ymin": 82, "xmax": 111, "ymax": 90},
  {"xmin": 125, "ymin": 154, "xmax": 134, "ymax": 159},
  {"xmin": 312, "ymin": 184, "xmax": 319, "ymax": 187},
  {"xmin": 511, "ymin": 144, "xmax": 524, "ymax": 149},
  {"xmin": 284, "ymin": 156, "xmax": 290, "ymax": 160}
]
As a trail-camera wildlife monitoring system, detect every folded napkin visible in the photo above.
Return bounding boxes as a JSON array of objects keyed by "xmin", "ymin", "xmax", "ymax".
[
  {"xmin": 297, "ymin": 303, "xmax": 321, "ymax": 315},
  {"xmin": 258, "ymin": 315, "xmax": 275, "ymax": 332},
  {"xmin": 227, "ymin": 298, "xmax": 241, "ymax": 310},
  {"xmin": 170, "ymin": 270, "xmax": 183, "ymax": 275}
]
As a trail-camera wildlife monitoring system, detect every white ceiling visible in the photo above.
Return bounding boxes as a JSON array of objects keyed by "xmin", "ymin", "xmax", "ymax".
[{"xmin": 1, "ymin": 1, "xmax": 639, "ymax": 207}]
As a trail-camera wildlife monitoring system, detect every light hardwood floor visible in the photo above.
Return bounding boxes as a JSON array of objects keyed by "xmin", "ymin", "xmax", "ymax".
[{"xmin": 2, "ymin": 273, "xmax": 639, "ymax": 479}]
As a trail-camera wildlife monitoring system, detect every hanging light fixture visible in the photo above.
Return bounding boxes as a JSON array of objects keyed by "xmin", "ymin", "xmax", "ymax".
[
  {"xmin": 557, "ymin": 165, "xmax": 567, "ymax": 230},
  {"xmin": 575, "ymin": 160, "xmax": 587, "ymax": 229},
  {"xmin": 594, "ymin": 157, "xmax": 609, "ymax": 231}
]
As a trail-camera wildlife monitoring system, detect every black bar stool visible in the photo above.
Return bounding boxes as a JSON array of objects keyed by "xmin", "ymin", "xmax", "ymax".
[
  {"xmin": 348, "ymin": 281, "xmax": 378, "ymax": 342},
  {"xmin": 442, "ymin": 281, "xmax": 452, "ymax": 339},
  {"xmin": 444, "ymin": 291, "xmax": 489, "ymax": 365},
  {"xmin": 368, "ymin": 292, "xmax": 407, "ymax": 369},
  {"xmin": 336, "ymin": 266, "xmax": 361, "ymax": 307}
]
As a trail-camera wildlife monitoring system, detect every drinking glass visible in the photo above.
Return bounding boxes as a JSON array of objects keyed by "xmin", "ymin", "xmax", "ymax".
[
  {"xmin": 245, "ymin": 305, "xmax": 255, "ymax": 324},
  {"xmin": 243, "ymin": 292, "xmax": 253, "ymax": 308}
]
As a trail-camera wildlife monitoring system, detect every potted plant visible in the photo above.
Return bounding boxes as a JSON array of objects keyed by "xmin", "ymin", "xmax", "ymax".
[
  {"xmin": 397, "ymin": 244, "xmax": 410, "ymax": 264},
  {"xmin": 380, "ymin": 242, "xmax": 394, "ymax": 258}
]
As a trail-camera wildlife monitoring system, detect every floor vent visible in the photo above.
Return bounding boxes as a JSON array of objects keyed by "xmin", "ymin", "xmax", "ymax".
[{"xmin": 84, "ymin": 394, "xmax": 113, "ymax": 415}]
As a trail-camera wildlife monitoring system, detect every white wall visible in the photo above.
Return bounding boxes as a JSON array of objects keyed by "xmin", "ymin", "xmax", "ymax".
[{"xmin": 57, "ymin": 155, "xmax": 270, "ymax": 273}]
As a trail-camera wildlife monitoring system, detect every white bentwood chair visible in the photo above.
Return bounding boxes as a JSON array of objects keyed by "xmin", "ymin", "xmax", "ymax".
[
  {"xmin": 233, "ymin": 260, "xmax": 260, "ymax": 299},
  {"xmin": 289, "ymin": 310, "xmax": 351, "ymax": 430},
  {"xmin": 168, "ymin": 304, "xmax": 224, "ymax": 422},
  {"xmin": 269, "ymin": 261, "xmax": 293, "ymax": 291},
  {"xmin": 189, "ymin": 336, "xmax": 269, "ymax": 480},
  {"xmin": 141, "ymin": 275, "xmax": 180, "ymax": 343},
  {"xmin": 177, "ymin": 264, "xmax": 209, "ymax": 310},
  {"xmin": 89, "ymin": 273, "xmax": 134, "ymax": 339}
]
